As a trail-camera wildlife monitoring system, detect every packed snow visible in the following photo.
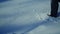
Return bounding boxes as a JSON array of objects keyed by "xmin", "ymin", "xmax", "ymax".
[{"xmin": 0, "ymin": 0, "xmax": 60, "ymax": 34}]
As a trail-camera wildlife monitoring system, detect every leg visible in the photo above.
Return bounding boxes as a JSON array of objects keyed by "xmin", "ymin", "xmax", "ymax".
[
  {"xmin": 50, "ymin": 0, "xmax": 59, "ymax": 17},
  {"xmin": 58, "ymin": 0, "xmax": 60, "ymax": 2}
]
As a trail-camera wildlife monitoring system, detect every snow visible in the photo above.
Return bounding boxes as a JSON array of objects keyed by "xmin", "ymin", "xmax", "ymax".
[{"xmin": 0, "ymin": 0, "xmax": 60, "ymax": 34}]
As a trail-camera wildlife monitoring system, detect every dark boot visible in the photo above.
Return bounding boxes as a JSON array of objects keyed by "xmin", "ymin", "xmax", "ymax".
[
  {"xmin": 50, "ymin": 0, "xmax": 59, "ymax": 18},
  {"xmin": 48, "ymin": 14, "xmax": 58, "ymax": 18}
]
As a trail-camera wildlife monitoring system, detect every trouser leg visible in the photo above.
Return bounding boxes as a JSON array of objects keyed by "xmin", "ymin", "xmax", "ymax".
[
  {"xmin": 51, "ymin": 0, "xmax": 59, "ymax": 16},
  {"xmin": 58, "ymin": 0, "xmax": 60, "ymax": 2}
]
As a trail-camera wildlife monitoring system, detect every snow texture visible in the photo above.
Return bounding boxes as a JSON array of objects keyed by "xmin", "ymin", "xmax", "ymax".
[{"xmin": 0, "ymin": 0, "xmax": 60, "ymax": 34}]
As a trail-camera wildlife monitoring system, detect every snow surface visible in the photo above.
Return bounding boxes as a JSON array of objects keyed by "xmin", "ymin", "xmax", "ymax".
[{"xmin": 0, "ymin": 0, "xmax": 60, "ymax": 34}]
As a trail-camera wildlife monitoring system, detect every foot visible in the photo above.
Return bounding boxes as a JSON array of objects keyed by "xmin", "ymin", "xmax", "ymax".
[{"xmin": 48, "ymin": 15, "xmax": 58, "ymax": 18}]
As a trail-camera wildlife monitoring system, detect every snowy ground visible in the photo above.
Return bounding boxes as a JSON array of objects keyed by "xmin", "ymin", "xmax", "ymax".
[{"xmin": 0, "ymin": 0, "xmax": 60, "ymax": 34}]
